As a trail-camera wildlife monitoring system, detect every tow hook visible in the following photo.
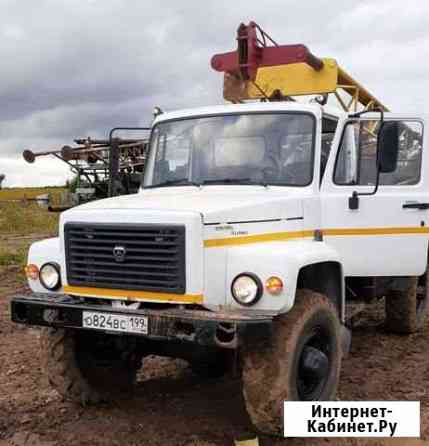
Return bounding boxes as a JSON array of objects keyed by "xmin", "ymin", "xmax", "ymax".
[{"xmin": 214, "ymin": 323, "xmax": 237, "ymax": 348}]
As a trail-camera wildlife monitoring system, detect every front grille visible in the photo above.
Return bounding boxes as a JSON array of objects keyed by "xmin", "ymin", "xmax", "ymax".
[{"xmin": 64, "ymin": 223, "xmax": 186, "ymax": 293}]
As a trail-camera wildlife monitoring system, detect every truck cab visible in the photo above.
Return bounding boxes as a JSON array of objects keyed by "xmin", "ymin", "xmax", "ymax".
[{"xmin": 10, "ymin": 23, "xmax": 429, "ymax": 437}]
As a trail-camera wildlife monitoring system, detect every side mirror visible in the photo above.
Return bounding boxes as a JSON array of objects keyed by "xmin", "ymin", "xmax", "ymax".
[
  {"xmin": 348, "ymin": 120, "xmax": 400, "ymax": 211},
  {"xmin": 377, "ymin": 121, "xmax": 400, "ymax": 173}
]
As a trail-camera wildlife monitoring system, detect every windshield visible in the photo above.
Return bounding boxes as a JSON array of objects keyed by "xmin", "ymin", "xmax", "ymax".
[{"xmin": 143, "ymin": 113, "xmax": 315, "ymax": 188}]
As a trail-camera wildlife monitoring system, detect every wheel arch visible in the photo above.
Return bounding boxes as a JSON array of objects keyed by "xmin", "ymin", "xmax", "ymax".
[
  {"xmin": 224, "ymin": 240, "xmax": 344, "ymax": 316},
  {"xmin": 297, "ymin": 261, "xmax": 345, "ymax": 321}
]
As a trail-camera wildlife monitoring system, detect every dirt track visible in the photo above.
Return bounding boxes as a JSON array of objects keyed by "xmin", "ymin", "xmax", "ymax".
[{"xmin": 1, "ymin": 265, "xmax": 428, "ymax": 446}]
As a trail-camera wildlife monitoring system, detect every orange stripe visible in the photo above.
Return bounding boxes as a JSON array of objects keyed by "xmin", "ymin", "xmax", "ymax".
[
  {"xmin": 204, "ymin": 226, "xmax": 429, "ymax": 247},
  {"xmin": 63, "ymin": 285, "xmax": 203, "ymax": 304},
  {"xmin": 203, "ymin": 230, "xmax": 314, "ymax": 247},
  {"xmin": 323, "ymin": 227, "xmax": 429, "ymax": 236}
]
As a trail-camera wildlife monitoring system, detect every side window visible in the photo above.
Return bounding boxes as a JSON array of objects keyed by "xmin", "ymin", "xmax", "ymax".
[
  {"xmin": 385, "ymin": 122, "xmax": 423, "ymax": 185},
  {"xmin": 321, "ymin": 133, "xmax": 335, "ymax": 180},
  {"xmin": 334, "ymin": 120, "xmax": 423, "ymax": 186},
  {"xmin": 334, "ymin": 121, "xmax": 361, "ymax": 185},
  {"xmin": 321, "ymin": 117, "xmax": 338, "ymax": 181}
]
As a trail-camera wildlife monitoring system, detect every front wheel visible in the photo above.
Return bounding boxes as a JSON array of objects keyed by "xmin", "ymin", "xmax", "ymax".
[
  {"xmin": 40, "ymin": 328, "xmax": 143, "ymax": 405},
  {"xmin": 241, "ymin": 290, "xmax": 342, "ymax": 436}
]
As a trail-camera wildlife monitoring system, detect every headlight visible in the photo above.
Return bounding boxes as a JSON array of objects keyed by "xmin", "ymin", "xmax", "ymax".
[
  {"xmin": 39, "ymin": 263, "xmax": 61, "ymax": 291},
  {"xmin": 231, "ymin": 273, "xmax": 263, "ymax": 306}
]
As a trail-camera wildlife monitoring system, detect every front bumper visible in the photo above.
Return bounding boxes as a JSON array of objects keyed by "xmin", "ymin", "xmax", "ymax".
[{"xmin": 11, "ymin": 293, "xmax": 273, "ymax": 348}]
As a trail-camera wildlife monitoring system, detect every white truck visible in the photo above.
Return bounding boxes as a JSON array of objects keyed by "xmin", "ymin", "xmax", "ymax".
[{"xmin": 11, "ymin": 23, "xmax": 429, "ymax": 435}]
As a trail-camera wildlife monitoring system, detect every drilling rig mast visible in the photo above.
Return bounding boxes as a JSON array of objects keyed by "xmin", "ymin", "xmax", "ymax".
[{"xmin": 211, "ymin": 21, "xmax": 388, "ymax": 112}]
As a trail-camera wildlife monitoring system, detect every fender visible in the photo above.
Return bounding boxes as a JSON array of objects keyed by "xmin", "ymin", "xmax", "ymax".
[
  {"xmin": 226, "ymin": 240, "xmax": 344, "ymax": 315},
  {"xmin": 27, "ymin": 237, "xmax": 63, "ymax": 294}
]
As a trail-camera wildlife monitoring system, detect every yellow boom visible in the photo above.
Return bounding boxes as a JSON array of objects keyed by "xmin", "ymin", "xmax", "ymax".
[{"xmin": 212, "ymin": 22, "xmax": 388, "ymax": 112}]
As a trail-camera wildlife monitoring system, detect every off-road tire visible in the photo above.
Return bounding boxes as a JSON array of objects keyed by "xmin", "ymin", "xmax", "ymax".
[
  {"xmin": 385, "ymin": 268, "xmax": 429, "ymax": 334},
  {"xmin": 242, "ymin": 289, "xmax": 342, "ymax": 436},
  {"xmin": 40, "ymin": 328, "xmax": 142, "ymax": 405}
]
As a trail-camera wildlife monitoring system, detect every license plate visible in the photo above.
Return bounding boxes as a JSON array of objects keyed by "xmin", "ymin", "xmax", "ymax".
[{"xmin": 82, "ymin": 311, "xmax": 148, "ymax": 334}]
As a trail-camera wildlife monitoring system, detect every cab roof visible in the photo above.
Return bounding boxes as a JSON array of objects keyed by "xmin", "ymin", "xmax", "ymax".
[
  {"xmin": 153, "ymin": 102, "xmax": 427, "ymax": 126},
  {"xmin": 153, "ymin": 102, "xmax": 345, "ymax": 125}
]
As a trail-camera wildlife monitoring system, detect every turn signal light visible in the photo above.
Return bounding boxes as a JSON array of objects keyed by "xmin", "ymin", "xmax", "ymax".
[
  {"xmin": 25, "ymin": 264, "xmax": 39, "ymax": 281},
  {"xmin": 265, "ymin": 276, "xmax": 283, "ymax": 295}
]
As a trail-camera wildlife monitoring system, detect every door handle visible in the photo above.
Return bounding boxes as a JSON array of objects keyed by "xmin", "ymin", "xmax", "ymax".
[{"xmin": 402, "ymin": 202, "xmax": 429, "ymax": 210}]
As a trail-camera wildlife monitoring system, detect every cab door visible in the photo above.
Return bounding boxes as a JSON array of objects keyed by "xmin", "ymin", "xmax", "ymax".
[{"xmin": 320, "ymin": 114, "xmax": 428, "ymax": 277}]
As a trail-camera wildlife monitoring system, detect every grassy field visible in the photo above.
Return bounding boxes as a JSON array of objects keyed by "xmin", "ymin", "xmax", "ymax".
[
  {"xmin": 0, "ymin": 202, "xmax": 60, "ymax": 271},
  {"xmin": 0, "ymin": 186, "xmax": 66, "ymax": 201},
  {"xmin": 0, "ymin": 247, "xmax": 26, "ymax": 268},
  {"xmin": 0, "ymin": 201, "xmax": 59, "ymax": 234}
]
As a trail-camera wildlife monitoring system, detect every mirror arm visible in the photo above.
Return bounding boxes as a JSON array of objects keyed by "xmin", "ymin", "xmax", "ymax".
[
  {"xmin": 348, "ymin": 108, "xmax": 384, "ymax": 210},
  {"xmin": 349, "ymin": 171, "xmax": 380, "ymax": 210}
]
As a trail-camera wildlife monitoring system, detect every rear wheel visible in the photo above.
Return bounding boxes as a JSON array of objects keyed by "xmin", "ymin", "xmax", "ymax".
[
  {"xmin": 241, "ymin": 290, "xmax": 342, "ymax": 436},
  {"xmin": 40, "ymin": 328, "xmax": 143, "ymax": 405},
  {"xmin": 385, "ymin": 269, "xmax": 429, "ymax": 334},
  {"xmin": 385, "ymin": 272, "xmax": 429, "ymax": 334}
]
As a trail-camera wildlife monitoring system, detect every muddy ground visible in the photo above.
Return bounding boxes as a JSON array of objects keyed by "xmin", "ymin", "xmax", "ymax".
[{"xmin": 1, "ymin": 264, "xmax": 428, "ymax": 446}]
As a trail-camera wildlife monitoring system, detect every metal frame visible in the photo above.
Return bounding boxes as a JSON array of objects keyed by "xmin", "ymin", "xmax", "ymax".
[
  {"xmin": 212, "ymin": 21, "xmax": 389, "ymax": 113},
  {"xmin": 108, "ymin": 127, "xmax": 151, "ymax": 197}
]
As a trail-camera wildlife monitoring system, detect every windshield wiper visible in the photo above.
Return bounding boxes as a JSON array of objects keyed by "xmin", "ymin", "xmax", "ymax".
[
  {"xmin": 144, "ymin": 179, "xmax": 201, "ymax": 189},
  {"xmin": 199, "ymin": 178, "xmax": 251, "ymax": 185},
  {"xmin": 199, "ymin": 178, "xmax": 269, "ymax": 186},
  {"xmin": 145, "ymin": 178, "xmax": 270, "ymax": 189}
]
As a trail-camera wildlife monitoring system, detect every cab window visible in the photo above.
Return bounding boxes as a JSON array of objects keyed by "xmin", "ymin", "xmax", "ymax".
[
  {"xmin": 334, "ymin": 120, "xmax": 423, "ymax": 186},
  {"xmin": 321, "ymin": 117, "xmax": 337, "ymax": 182}
]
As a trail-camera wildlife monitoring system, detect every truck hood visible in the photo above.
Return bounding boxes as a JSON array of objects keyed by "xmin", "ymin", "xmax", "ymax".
[{"xmin": 69, "ymin": 186, "xmax": 304, "ymax": 224}]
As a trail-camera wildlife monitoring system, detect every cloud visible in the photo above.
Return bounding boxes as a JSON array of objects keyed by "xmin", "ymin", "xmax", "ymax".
[
  {"xmin": 0, "ymin": 0, "xmax": 428, "ymax": 186},
  {"xmin": 1, "ymin": 155, "xmax": 72, "ymax": 187}
]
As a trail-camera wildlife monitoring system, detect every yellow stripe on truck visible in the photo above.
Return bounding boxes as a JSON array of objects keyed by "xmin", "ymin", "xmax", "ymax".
[
  {"xmin": 63, "ymin": 285, "xmax": 203, "ymax": 304},
  {"xmin": 323, "ymin": 227, "xmax": 429, "ymax": 236},
  {"xmin": 204, "ymin": 226, "xmax": 429, "ymax": 248},
  {"xmin": 204, "ymin": 230, "xmax": 314, "ymax": 248}
]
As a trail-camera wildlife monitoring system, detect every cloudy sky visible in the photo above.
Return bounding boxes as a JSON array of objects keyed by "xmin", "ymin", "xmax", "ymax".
[{"xmin": 0, "ymin": 0, "xmax": 428, "ymax": 187}]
